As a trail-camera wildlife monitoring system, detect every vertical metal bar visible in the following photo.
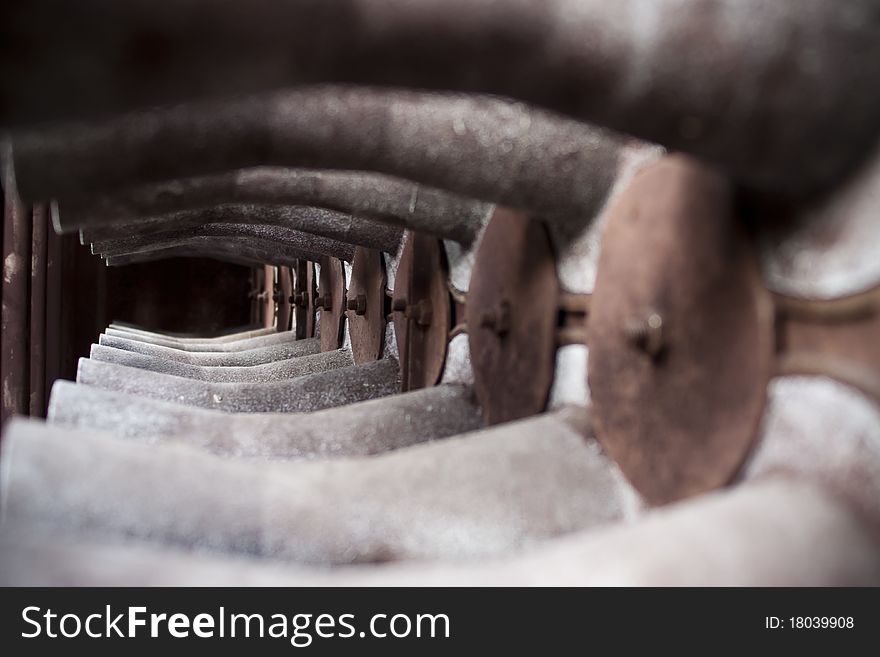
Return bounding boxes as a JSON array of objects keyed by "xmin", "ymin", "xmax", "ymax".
[
  {"xmin": 262, "ymin": 264, "xmax": 275, "ymax": 329},
  {"xmin": 28, "ymin": 204, "xmax": 48, "ymax": 417},
  {"xmin": 44, "ymin": 205, "xmax": 63, "ymax": 406},
  {"xmin": 2, "ymin": 159, "xmax": 32, "ymax": 423}
]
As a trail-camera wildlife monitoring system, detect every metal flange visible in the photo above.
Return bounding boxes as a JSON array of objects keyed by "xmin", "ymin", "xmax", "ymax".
[
  {"xmin": 588, "ymin": 155, "xmax": 775, "ymax": 506},
  {"xmin": 292, "ymin": 260, "xmax": 317, "ymax": 339},
  {"xmin": 347, "ymin": 247, "xmax": 387, "ymax": 364},
  {"xmin": 317, "ymin": 256, "xmax": 346, "ymax": 351},
  {"xmin": 275, "ymin": 266, "xmax": 293, "ymax": 332},
  {"xmin": 392, "ymin": 232, "xmax": 451, "ymax": 391},
  {"xmin": 467, "ymin": 207, "xmax": 560, "ymax": 425}
]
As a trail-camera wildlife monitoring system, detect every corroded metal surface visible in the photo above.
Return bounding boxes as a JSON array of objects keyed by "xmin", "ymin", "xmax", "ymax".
[
  {"xmin": 588, "ymin": 155, "xmax": 775, "ymax": 506},
  {"xmin": 317, "ymin": 257, "xmax": 346, "ymax": 351},
  {"xmin": 276, "ymin": 266, "xmax": 293, "ymax": 332},
  {"xmin": 346, "ymin": 247, "xmax": 386, "ymax": 364},
  {"xmin": 467, "ymin": 208, "xmax": 559, "ymax": 425},
  {"xmin": 393, "ymin": 232, "xmax": 451, "ymax": 391}
]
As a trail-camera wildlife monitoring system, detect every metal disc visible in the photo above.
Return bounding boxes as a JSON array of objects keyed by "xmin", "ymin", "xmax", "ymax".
[
  {"xmin": 467, "ymin": 208, "xmax": 559, "ymax": 425},
  {"xmin": 393, "ymin": 232, "xmax": 451, "ymax": 391},
  {"xmin": 588, "ymin": 155, "xmax": 774, "ymax": 506},
  {"xmin": 276, "ymin": 266, "xmax": 293, "ymax": 332},
  {"xmin": 347, "ymin": 247, "xmax": 386, "ymax": 364},
  {"xmin": 318, "ymin": 256, "xmax": 346, "ymax": 351},
  {"xmin": 305, "ymin": 261, "xmax": 317, "ymax": 338}
]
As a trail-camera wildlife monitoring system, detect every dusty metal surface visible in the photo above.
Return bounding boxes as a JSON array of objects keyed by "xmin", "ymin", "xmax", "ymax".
[
  {"xmin": 12, "ymin": 89, "xmax": 622, "ymax": 230},
  {"xmin": 48, "ymin": 381, "xmax": 483, "ymax": 461},
  {"xmin": 89, "ymin": 343, "xmax": 353, "ymax": 384},
  {"xmin": 2, "ymin": 153, "xmax": 32, "ymax": 423},
  {"xmin": 393, "ymin": 232, "xmax": 451, "ymax": 391},
  {"xmin": 62, "ymin": 170, "xmax": 479, "ymax": 246},
  {"xmin": 76, "ymin": 357, "xmax": 401, "ymax": 414},
  {"xmin": 467, "ymin": 208, "xmax": 559, "ymax": 425},
  {"xmin": 774, "ymin": 288, "xmax": 880, "ymax": 405},
  {"xmin": 91, "ymin": 222, "xmax": 356, "ymax": 262},
  {"xmin": 318, "ymin": 257, "xmax": 346, "ymax": 352},
  {"xmin": 7, "ymin": 2, "xmax": 880, "ymax": 201},
  {"xmin": 81, "ymin": 203, "xmax": 402, "ymax": 254},
  {"xmin": 28, "ymin": 204, "xmax": 48, "ymax": 417},
  {"xmin": 588, "ymin": 155, "xmax": 775, "ymax": 506},
  {"xmin": 346, "ymin": 247, "xmax": 386, "ymax": 364},
  {"xmin": 292, "ymin": 260, "xmax": 316, "ymax": 340},
  {"xmin": 305, "ymin": 261, "xmax": 318, "ymax": 339},
  {"xmin": 276, "ymin": 266, "xmax": 293, "ymax": 332}
]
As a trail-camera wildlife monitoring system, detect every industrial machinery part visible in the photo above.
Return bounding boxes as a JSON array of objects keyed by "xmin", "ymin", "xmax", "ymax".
[
  {"xmin": 346, "ymin": 247, "xmax": 387, "ymax": 365},
  {"xmin": 392, "ymin": 232, "xmax": 452, "ymax": 391},
  {"xmin": 5, "ymin": 1, "xmax": 880, "ymax": 199},
  {"xmin": 317, "ymin": 256, "xmax": 346, "ymax": 352},
  {"xmin": 63, "ymin": 170, "xmax": 485, "ymax": 246}
]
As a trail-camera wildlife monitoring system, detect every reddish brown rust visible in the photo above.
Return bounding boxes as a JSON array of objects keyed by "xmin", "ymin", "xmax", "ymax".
[
  {"xmin": 318, "ymin": 257, "xmax": 346, "ymax": 351},
  {"xmin": 588, "ymin": 155, "xmax": 775, "ymax": 506},
  {"xmin": 467, "ymin": 208, "xmax": 559, "ymax": 425},
  {"xmin": 774, "ymin": 288, "xmax": 880, "ymax": 405},
  {"xmin": 347, "ymin": 247, "xmax": 386, "ymax": 364},
  {"xmin": 261, "ymin": 265, "xmax": 275, "ymax": 329},
  {"xmin": 276, "ymin": 266, "xmax": 293, "ymax": 332},
  {"xmin": 393, "ymin": 232, "xmax": 451, "ymax": 391}
]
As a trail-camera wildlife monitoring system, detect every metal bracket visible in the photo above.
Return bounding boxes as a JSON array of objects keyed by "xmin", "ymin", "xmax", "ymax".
[
  {"xmin": 467, "ymin": 207, "xmax": 560, "ymax": 425},
  {"xmin": 317, "ymin": 256, "xmax": 346, "ymax": 351},
  {"xmin": 392, "ymin": 232, "xmax": 452, "ymax": 391},
  {"xmin": 347, "ymin": 247, "xmax": 387, "ymax": 364},
  {"xmin": 588, "ymin": 155, "xmax": 775, "ymax": 506}
]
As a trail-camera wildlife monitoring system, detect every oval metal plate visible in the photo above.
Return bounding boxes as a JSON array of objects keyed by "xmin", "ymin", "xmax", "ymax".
[
  {"xmin": 467, "ymin": 208, "xmax": 559, "ymax": 425},
  {"xmin": 393, "ymin": 232, "xmax": 451, "ymax": 391},
  {"xmin": 348, "ymin": 247, "xmax": 387, "ymax": 364},
  {"xmin": 588, "ymin": 155, "xmax": 774, "ymax": 506},
  {"xmin": 318, "ymin": 256, "xmax": 346, "ymax": 351}
]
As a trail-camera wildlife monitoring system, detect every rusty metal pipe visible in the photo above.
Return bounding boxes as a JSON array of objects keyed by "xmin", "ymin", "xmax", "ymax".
[
  {"xmin": 102, "ymin": 327, "xmax": 299, "ymax": 352},
  {"xmin": 101, "ymin": 235, "xmax": 335, "ymax": 269},
  {"xmin": 97, "ymin": 334, "xmax": 320, "ymax": 367},
  {"xmin": 107, "ymin": 323, "xmax": 276, "ymax": 343},
  {"xmin": 83, "ymin": 204, "xmax": 402, "ymax": 253},
  {"xmin": 74, "ymin": 357, "xmax": 401, "ymax": 413},
  {"xmin": 88, "ymin": 344, "xmax": 353, "ymax": 382},
  {"xmin": 47, "ymin": 381, "xmax": 482, "ymax": 460},
  {"xmin": 66, "ymin": 170, "xmax": 486, "ymax": 245},
  {"xmin": 104, "ymin": 246, "xmax": 268, "ymax": 269},
  {"xmin": 13, "ymin": 89, "xmax": 623, "ymax": 226},
  {"xmin": 5, "ymin": 1, "xmax": 880, "ymax": 197},
  {"xmin": 1, "ymin": 149, "xmax": 31, "ymax": 423},
  {"xmin": 1, "ymin": 408, "xmax": 628, "ymax": 564},
  {"xmin": 91, "ymin": 222, "xmax": 357, "ymax": 261},
  {"xmin": 4, "ymin": 478, "xmax": 873, "ymax": 586}
]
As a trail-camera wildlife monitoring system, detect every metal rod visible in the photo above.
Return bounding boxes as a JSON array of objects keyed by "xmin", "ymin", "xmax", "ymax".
[
  {"xmin": 88, "ymin": 343, "xmax": 353, "ymax": 383},
  {"xmin": 47, "ymin": 381, "xmax": 482, "ymax": 459},
  {"xmin": 101, "ymin": 235, "xmax": 336, "ymax": 268},
  {"xmin": 97, "ymin": 334, "xmax": 320, "ymax": 367},
  {"xmin": 2, "ymin": 408, "xmax": 626, "ymax": 563},
  {"xmin": 4, "ymin": 0, "xmax": 878, "ymax": 196},
  {"xmin": 13, "ymin": 88, "xmax": 623, "ymax": 226},
  {"xmin": 1, "ymin": 148, "xmax": 32, "ymax": 422},
  {"xmin": 102, "ymin": 326, "xmax": 300, "ymax": 352},
  {"xmin": 28, "ymin": 204, "xmax": 48, "ymax": 416},
  {"xmin": 69, "ymin": 170, "xmax": 487, "ymax": 245},
  {"xmin": 74, "ymin": 357, "xmax": 401, "ymax": 413},
  {"xmin": 85, "ymin": 206, "xmax": 401, "ymax": 254},
  {"xmin": 92, "ymin": 222, "xmax": 357, "ymax": 261}
]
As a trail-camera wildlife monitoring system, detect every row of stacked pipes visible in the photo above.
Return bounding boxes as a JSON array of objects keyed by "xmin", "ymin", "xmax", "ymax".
[{"xmin": 1, "ymin": 0, "xmax": 879, "ymax": 585}]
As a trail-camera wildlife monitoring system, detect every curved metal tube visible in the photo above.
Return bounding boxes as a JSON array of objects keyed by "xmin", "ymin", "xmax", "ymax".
[
  {"xmin": 85, "ymin": 203, "xmax": 401, "ymax": 253},
  {"xmin": 13, "ymin": 88, "xmax": 623, "ymax": 227},
  {"xmin": 90, "ymin": 222, "xmax": 356, "ymax": 261},
  {"xmin": 5, "ymin": 0, "xmax": 879, "ymax": 196},
  {"xmin": 101, "ymin": 234, "xmax": 341, "ymax": 269},
  {"xmin": 67, "ymin": 170, "xmax": 488, "ymax": 245}
]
